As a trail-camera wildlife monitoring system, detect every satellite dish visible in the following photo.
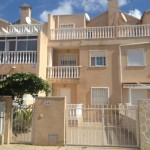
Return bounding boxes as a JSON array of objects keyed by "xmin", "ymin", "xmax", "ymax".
[
  {"xmin": 85, "ymin": 13, "xmax": 90, "ymax": 21},
  {"xmin": 25, "ymin": 17, "xmax": 31, "ymax": 24},
  {"xmin": 1, "ymin": 27, "xmax": 9, "ymax": 33},
  {"xmin": 121, "ymin": 12, "xmax": 127, "ymax": 23}
]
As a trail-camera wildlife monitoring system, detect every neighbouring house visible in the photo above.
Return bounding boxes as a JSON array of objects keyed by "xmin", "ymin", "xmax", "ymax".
[{"xmin": 0, "ymin": 0, "xmax": 150, "ymax": 106}]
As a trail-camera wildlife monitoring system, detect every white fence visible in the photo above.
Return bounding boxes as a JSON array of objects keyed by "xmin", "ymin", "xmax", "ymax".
[
  {"xmin": 0, "ymin": 51, "xmax": 37, "ymax": 64},
  {"xmin": 47, "ymin": 66, "xmax": 81, "ymax": 79},
  {"xmin": 66, "ymin": 104, "xmax": 139, "ymax": 147}
]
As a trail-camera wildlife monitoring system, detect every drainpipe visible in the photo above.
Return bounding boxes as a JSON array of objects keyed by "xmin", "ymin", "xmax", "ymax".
[{"xmin": 119, "ymin": 42, "xmax": 150, "ymax": 103}]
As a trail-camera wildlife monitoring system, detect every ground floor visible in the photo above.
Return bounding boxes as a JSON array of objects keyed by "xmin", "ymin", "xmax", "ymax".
[{"xmin": 51, "ymin": 82, "xmax": 150, "ymax": 106}]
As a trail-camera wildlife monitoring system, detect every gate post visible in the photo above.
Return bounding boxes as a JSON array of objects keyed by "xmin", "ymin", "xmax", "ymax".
[
  {"xmin": 138, "ymin": 100, "xmax": 150, "ymax": 150},
  {"xmin": 0, "ymin": 96, "xmax": 13, "ymax": 144},
  {"xmin": 32, "ymin": 97, "xmax": 66, "ymax": 146}
]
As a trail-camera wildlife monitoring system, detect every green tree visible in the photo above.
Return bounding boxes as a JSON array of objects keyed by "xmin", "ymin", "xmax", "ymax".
[{"xmin": 0, "ymin": 72, "xmax": 50, "ymax": 104}]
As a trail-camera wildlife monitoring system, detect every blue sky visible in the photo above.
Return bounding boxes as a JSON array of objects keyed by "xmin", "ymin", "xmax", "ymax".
[{"xmin": 0, "ymin": 0, "xmax": 150, "ymax": 23}]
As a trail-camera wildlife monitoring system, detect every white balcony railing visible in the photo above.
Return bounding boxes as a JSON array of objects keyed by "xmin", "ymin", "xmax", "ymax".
[
  {"xmin": 0, "ymin": 51, "xmax": 37, "ymax": 64},
  {"xmin": 1, "ymin": 24, "xmax": 43, "ymax": 34},
  {"xmin": 47, "ymin": 66, "xmax": 81, "ymax": 79},
  {"xmin": 118, "ymin": 24, "xmax": 150, "ymax": 37},
  {"xmin": 50, "ymin": 26, "xmax": 115, "ymax": 40},
  {"xmin": 50, "ymin": 24, "xmax": 150, "ymax": 40}
]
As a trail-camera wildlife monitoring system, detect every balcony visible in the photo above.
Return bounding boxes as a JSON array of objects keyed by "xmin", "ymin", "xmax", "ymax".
[
  {"xmin": 0, "ymin": 24, "xmax": 43, "ymax": 35},
  {"xmin": 46, "ymin": 66, "xmax": 81, "ymax": 79},
  {"xmin": 50, "ymin": 24, "xmax": 150, "ymax": 40},
  {"xmin": 50, "ymin": 26, "xmax": 115, "ymax": 40},
  {"xmin": 0, "ymin": 51, "xmax": 37, "ymax": 64}
]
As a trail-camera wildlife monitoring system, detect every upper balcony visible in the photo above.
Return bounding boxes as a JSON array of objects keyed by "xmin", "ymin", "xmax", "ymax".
[
  {"xmin": 0, "ymin": 24, "xmax": 43, "ymax": 35},
  {"xmin": 50, "ymin": 24, "xmax": 150, "ymax": 40}
]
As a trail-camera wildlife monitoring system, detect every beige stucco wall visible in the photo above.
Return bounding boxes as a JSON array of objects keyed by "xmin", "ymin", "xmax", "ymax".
[
  {"xmin": 142, "ymin": 11, "xmax": 150, "ymax": 24},
  {"xmin": 0, "ymin": 20, "xmax": 9, "ymax": 32},
  {"xmin": 53, "ymin": 14, "xmax": 86, "ymax": 28},
  {"xmin": 37, "ymin": 31, "xmax": 48, "ymax": 80},
  {"xmin": 52, "ymin": 83, "xmax": 77, "ymax": 104},
  {"xmin": 87, "ymin": 12, "xmax": 108, "ymax": 27},
  {"xmin": 121, "ymin": 44, "xmax": 150, "ymax": 83},
  {"xmin": 0, "ymin": 64, "xmax": 37, "ymax": 76},
  {"xmin": 77, "ymin": 45, "xmax": 121, "ymax": 105},
  {"xmin": 32, "ymin": 97, "xmax": 66, "ymax": 146}
]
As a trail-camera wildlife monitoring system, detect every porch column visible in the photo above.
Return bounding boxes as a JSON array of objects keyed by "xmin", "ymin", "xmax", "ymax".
[{"xmin": 129, "ymin": 88, "xmax": 132, "ymax": 104}]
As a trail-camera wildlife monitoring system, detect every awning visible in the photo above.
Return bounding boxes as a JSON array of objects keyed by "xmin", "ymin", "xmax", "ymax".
[{"xmin": 123, "ymin": 83, "xmax": 150, "ymax": 89}]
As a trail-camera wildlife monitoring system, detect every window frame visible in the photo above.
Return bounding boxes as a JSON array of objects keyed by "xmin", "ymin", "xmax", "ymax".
[
  {"xmin": 89, "ymin": 50, "xmax": 107, "ymax": 67},
  {"xmin": 127, "ymin": 48, "xmax": 146, "ymax": 67},
  {"xmin": 91, "ymin": 87, "xmax": 109, "ymax": 105},
  {"xmin": 0, "ymin": 36, "xmax": 38, "ymax": 52}
]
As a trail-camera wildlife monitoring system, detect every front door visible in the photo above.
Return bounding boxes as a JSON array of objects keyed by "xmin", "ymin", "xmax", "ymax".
[{"xmin": 58, "ymin": 88, "xmax": 71, "ymax": 104}]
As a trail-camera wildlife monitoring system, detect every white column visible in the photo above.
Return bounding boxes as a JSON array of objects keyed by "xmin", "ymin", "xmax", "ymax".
[{"xmin": 129, "ymin": 88, "xmax": 132, "ymax": 104}]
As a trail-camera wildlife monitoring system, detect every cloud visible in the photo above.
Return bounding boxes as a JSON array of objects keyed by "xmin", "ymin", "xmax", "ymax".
[
  {"xmin": 40, "ymin": 1, "xmax": 73, "ymax": 22},
  {"xmin": 128, "ymin": 9, "xmax": 142, "ymax": 19},
  {"xmin": 40, "ymin": 0, "xmax": 130, "ymax": 22},
  {"xmin": 119, "ymin": 0, "xmax": 129, "ymax": 7}
]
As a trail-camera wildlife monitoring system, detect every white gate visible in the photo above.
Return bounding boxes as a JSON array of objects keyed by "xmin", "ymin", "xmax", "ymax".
[
  {"xmin": 10, "ymin": 105, "xmax": 34, "ymax": 144},
  {"xmin": 66, "ymin": 104, "xmax": 139, "ymax": 147},
  {"xmin": 0, "ymin": 102, "xmax": 5, "ymax": 135}
]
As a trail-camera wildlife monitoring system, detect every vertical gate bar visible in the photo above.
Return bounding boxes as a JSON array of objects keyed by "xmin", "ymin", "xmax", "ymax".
[{"xmin": 136, "ymin": 106, "xmax": 140, "ymax": 147}]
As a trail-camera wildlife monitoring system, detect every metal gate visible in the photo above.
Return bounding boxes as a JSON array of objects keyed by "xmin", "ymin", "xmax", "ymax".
[
  {"xmin": 10, "ymin": 105, "xmax": 34, "ymax": 144},
  {"xmin": 0, "ymin": 102, "xmax": 5, "ymax": 135},
  {"xmin": 66, "ymin": 104, "xmax": 139, "ymax": 147}
]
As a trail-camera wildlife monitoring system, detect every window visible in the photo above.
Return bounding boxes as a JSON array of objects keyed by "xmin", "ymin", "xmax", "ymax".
[
  {"xmin": 17, "ymin": 41, "xmax": 27, "ymax": 51},
  {"xmin": 127, "ymin": 49, "xmax": 145, "ymax": 66},
  {"xmin": 0, "ymin": 36, "xmax": 37, "ymax": 52},
  {"xmin": 91, "ymin": 87, "xmax": 109, "ymax": 105},
  {"xmin": 27, "ymin": 40, "xmax": 37, "ymax": 51},
  {"xmin": 90, "ymin": 50, "xmax": 106, "ymax": 67},
  {"xmin": 0, "ymin": 41, "xmax": 5, "ymax": 51},
  {"xmin": 58, "ymin": 54, "xmax": 78, "ymax": 66},
  {"xmin": 8, "ymin": 41, "xmax": 16, "ymax": 51},
  {"xmin": 60, "ymin": 24, "xmax": 75, "ymax": 29}
]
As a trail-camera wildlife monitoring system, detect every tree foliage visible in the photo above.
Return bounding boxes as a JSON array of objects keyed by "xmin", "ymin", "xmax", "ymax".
[{"xmin": 0, "ymin": 72, "xmax": 50, "ymax": 98}]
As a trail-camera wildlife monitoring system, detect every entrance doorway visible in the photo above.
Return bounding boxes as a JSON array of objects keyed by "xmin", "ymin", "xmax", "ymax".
[{"xmin": 58, "ymin": 88, "xmax": 71, "ymax": 104}]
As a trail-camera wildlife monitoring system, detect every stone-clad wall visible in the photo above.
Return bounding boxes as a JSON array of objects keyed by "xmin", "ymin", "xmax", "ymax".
[{"xmin": 139, "ymin": 100, "xmax": 150, "ymax": 150}]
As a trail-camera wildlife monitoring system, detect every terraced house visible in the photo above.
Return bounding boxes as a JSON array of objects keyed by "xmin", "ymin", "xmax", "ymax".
[{"xmin": 0, "ymin": 0, "xmax": 150, "ymax": 107}]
